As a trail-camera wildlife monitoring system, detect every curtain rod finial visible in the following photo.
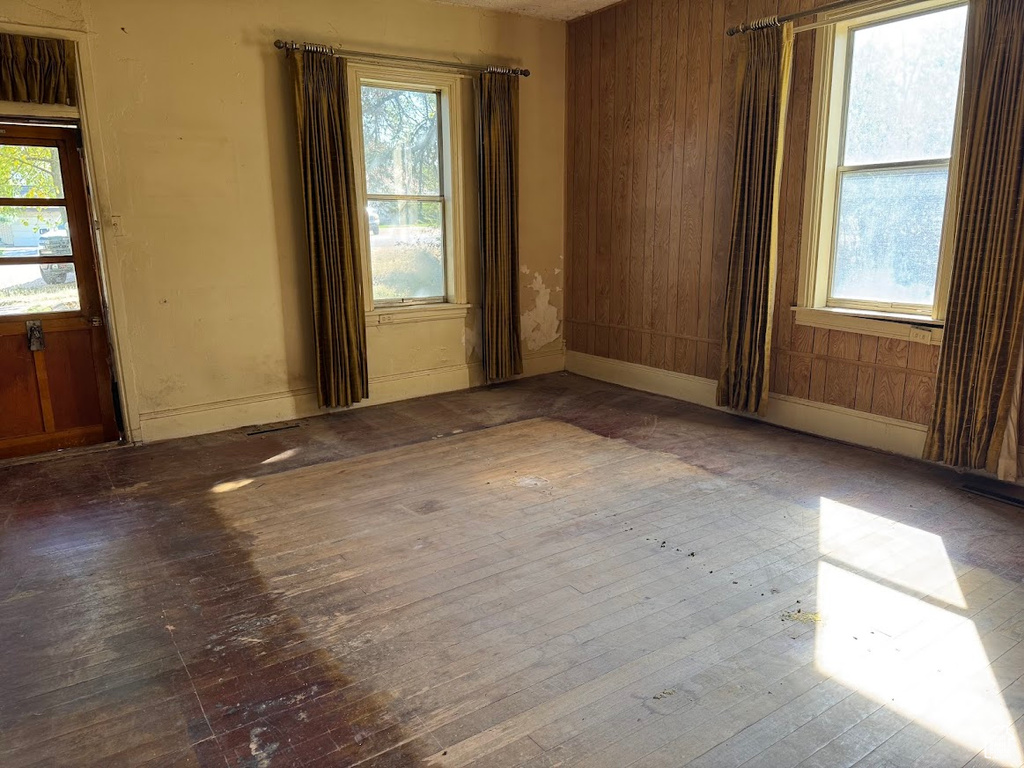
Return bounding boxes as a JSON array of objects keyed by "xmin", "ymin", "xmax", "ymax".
[{"xmin": 274, "ymin": 39, "xmax": 287, "ymax": 49}]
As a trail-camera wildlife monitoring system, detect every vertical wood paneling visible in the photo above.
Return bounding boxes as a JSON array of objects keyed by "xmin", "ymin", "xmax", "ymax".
[
  {"xmin": 653, "ymin": 0, "xmax": 679, "ymax": 345},
  {"xmin": 611, "ymin": 2, "xmax": 634, "ymax": 330},
  {"xmin": 565, "ymin": 0, "xmax": 941, "ymax": 427},
  {"xmin": 679, "ymin": 0, "xmax": 712, "ymax": 367},
  {"xmin": 569, "ymin": 19, "xmax": 592, "ymax": 339},
  {"xmin": 668, "ymin": 0, "xmax": 690, "ymax": 342},
  {"xmin": 596, "ymin": 12, "xmax": 616, "ymax": 331},
  {"xmin": 641, "ymin": 0, "xmax": 662, "ymax": 346},
  {"xmin": 628, "ymin": 0, "xmax": 652, "ymax": 364},
  {"xmin": 588, "ymin": 16, "xmax": 601, "ymax": 336}
]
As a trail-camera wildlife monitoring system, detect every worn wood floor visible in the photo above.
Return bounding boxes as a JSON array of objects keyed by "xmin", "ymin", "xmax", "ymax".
[{"xmin": 2, "ymin": 373, "xmax": 1023, "ymax": 768}]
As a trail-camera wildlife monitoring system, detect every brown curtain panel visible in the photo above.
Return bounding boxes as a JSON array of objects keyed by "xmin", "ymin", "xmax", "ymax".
[
  {"xmin": 924, "ymin": 0, "xmax": 1024, "ymax": 478},
  {"xmin": 289, "ymin": 49, "xmax": 368, "ymax": 408},
  {"xmin": 0, "ymin": 33, "xmax": 77, "ymax": 106},
  {"xmin": 717, "ymin": 24, "xmax": 794, "ymax": 416},
  {"xmin": 478, "ymin": 72, "xmax": 523, "ymax": 383}
]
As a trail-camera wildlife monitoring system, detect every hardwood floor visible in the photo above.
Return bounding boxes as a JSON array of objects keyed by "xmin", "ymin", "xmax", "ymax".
[{"xmin": 2, "ymin": 373, "xmax": 1023, "ymax": 767}]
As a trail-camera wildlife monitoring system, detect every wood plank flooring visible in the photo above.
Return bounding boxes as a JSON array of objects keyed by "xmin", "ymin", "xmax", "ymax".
[{"xmin": 2, "ymin": 373, "xmax": 1023, "ymax": 767}]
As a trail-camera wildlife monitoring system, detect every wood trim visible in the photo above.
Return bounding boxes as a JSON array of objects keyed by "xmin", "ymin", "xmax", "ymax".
[
  {"xmin": 136, "ymin": 350, "xmax": 565, "ymax": 443},
  {"xmin": 566, "ymin": 350, "xmax": 927, "ymax": 459},
  {"xmin": 346, "ymin": 62, "xmax": 472, "ymax": 311},
  {"xmin": 797, "ymin": 0, "xmax": 968, "ymax": 319},
  {"xmin": 365, "ymin": 302, "xmax": 472, "ymax": 326},
  {"xmin": 0, "ymin": 424, "xmax": 106, "ymax": 460},
  {"xmin": 31, "ymin": 349, "xmax": 56, "ymax": 432},
  {"xmin": 0, "ymin": 316, "xmax": 92, "ymax": 335},
  {"xmin": 793, "ymin": 307, "xmax": 943, "ymax": 344}
]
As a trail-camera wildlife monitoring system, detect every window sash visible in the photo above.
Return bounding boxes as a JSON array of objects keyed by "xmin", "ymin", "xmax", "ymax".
[
  {"xmin": 806, "ymin": 0, "xmax": 968, "ymax": 319},
  {"xmin": 359, "ymin": 85, "xmax": 450, "ymax": 306},
  {"xmin": 364, "ymin": 193, "xmax": 448, "ymax": 306},
  {"xmin": 824, "ymin": 158, "xmax": 951, "ymax": 315}
]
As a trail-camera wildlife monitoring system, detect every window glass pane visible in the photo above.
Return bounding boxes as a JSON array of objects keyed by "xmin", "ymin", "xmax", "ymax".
[
  {"xmin": 832, "ymin": 167, "xmax": 948, "ymax": 305},
  {"xmin": 368, "ymin": 200, "xmax": 444, "ymax": 302},
  {"xmin": 361, "ymin": 86, "xmax": 441, "ymax": 196},
  {"xmin": 843, "ymin": 6, "xmax": 967, "ymax": 165},
  {"xmin": 0, "ymin": 262, "xmax": 79, "ymax": 315},
  {"xmin": 0, "ymin": 206, "xmax": 72, "ymax": 258},
  {"xmin": 0, "ymin": 144, "xmax": 64, "ymax": 198}
]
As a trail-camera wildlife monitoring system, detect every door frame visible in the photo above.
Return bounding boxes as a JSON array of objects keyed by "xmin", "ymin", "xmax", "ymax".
[{"xmin": 0, "ymin": 21, "xmax": 137, "ymax": 446}]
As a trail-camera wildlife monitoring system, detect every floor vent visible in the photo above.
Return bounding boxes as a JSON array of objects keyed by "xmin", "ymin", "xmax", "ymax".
[
  {"xmin": 962, "ymin": 479, "xmax": 1024, "ymax": 509},
  {"xmin": 245, "ymin": 423, "xmax": 301, "ymax": 437}
]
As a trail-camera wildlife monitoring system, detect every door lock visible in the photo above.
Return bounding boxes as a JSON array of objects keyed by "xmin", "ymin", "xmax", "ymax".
[{"xmin": 26, "ymin": 321, "xmax": 45, "ymax": 351}]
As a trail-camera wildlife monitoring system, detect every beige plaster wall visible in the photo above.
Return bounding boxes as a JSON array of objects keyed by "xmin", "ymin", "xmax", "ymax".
[{"xmin": 1, "ymin": 0, "xmax": 566, "ymax": 441}]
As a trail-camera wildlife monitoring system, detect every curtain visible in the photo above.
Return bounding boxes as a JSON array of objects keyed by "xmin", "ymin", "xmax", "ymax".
[
  {"xmin": 0, "ymin": 33, "xmax": 77, "ymax": 106},
  {"xmin": 289, "ymin": 49, "xmax": 368, "ymax": 408},
  {"xmin": 924, "ymin": 0, "xmax": 1024, "ymax": 479},
  {"xmin": 716, "ymin": 24, "xmax": 794, "ymax": 416},
  {"xmin": 478, "ymin": 72, "xmax": 523, "ymax": 383}
]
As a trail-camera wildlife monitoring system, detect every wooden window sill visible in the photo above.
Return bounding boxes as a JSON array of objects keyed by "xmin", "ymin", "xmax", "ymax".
[
  {"xmin": 792, "ymin": 306, "xmax": 943, "ymax": 345},
  {"xmin": 366, "ymin": 302, "xmax": 472, "ymax": 326}
]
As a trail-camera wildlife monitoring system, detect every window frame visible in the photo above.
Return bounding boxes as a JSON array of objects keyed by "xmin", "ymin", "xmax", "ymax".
[
  {"xmin": 798, "ymin": 0, "xmax": 969, "ymax": 328},
  {"xmin": 346, "ymin": 62, "xmax": 470, "ymax": 314}
]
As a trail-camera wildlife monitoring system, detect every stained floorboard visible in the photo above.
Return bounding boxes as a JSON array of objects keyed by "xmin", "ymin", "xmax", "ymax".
[{"xmin": 2, "ymin": 373, "xmax": 1023, "ymax": 767}]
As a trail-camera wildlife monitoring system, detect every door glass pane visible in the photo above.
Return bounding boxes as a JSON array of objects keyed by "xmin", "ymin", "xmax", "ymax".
[
  {"xmin": 0, "ymin": 262, "xmax": 79, "ymax": 315},
  {"xmin": 0, "ymin": 145, "xmax": 65, "ymax": 198},
  {"xmin": 0, "ymin": 206, "xmax": 72, "ymax": 258},
  {"xmin": 843, "ymin": 5, "xmax": 967, "ymax": 166},
  {"xmin": 367, "ymin": 199, "xmax": 444, "ymax": 302},
  {"xmin": 361, "ymin": 86, "xmax": 441, "ymax": 196},
  {"xmin": 832, "ymin": 167, "xmax": 948, "ymax": 306}
]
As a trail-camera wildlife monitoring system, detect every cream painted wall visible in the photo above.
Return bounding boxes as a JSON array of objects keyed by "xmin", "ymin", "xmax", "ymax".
[{"xmin": 0, "ymin": 0, "xmax": 566, "ymax": 441}]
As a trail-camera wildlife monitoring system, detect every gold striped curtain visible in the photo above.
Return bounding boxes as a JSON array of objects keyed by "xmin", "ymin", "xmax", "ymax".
[
  {"xmin": 717, "ymin": 24, "xmax": 794, "ymax": 416},
  {"xmin": 0, "ymin": 33, "xmax": 77, "ymax": 106},
  {"xmin": 289, "ymin": 49, "xmax": 369, "ymax": 408},
  {"xmin": 925, "ymin": 0, "xmax": 1024, "ymax": 479},
  {"xmin": 478, "ymin": 72, "xmax": 523, "ymax": 383}
]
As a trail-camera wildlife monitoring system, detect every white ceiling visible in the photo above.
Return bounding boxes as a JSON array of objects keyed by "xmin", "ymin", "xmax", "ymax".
[{"xmin": 427, "ymin": 0, "xmax": 620, "ymax": 21}]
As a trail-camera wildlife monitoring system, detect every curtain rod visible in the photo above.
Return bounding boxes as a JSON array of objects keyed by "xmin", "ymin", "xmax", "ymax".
[
  {"xmin": 726, "ymin": 0, "xmax": 932, "ymax": 35},
  {"xmin": 273, "ymin": 40, "xmax": 530, "ymax": 77}
]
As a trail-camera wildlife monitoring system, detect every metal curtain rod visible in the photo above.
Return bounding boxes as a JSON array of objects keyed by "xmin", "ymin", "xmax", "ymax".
[
  {"xmin": 273, "ymin": 40, "xmax": 530, "ymax": 77},
  {"xmin": 726, "ymin": 0, "xmax": 925, "ymax": 34}
]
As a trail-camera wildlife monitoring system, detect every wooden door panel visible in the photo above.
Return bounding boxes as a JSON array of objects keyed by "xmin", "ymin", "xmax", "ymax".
[
  {"xmin": 45, "ymin": 328, "xmax": 103, "ymax": 431},
  {"xmin": 0, "ymin": 334, "xmax": 44, "ymax": 438},
  {"xmin": 0, "ymin": 123, "xmax": 120, "ymax": 460}
]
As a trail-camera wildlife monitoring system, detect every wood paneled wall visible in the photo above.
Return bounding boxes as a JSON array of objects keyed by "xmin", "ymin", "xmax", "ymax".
[{"xmin": 565, "ymin": 0, "xmax": 940, "ymax": 425}]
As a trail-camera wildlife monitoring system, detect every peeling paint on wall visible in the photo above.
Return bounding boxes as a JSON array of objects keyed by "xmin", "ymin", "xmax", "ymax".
[{"xmin": 521, "ymin": 271, "xmax": 561, "ymax": 352}]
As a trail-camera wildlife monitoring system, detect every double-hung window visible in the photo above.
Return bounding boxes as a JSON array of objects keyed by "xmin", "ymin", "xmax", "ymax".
[
  {"xmin": 801, "ymin": 1, "xmax": 968, "ymax": 326},
  {"xmin": 348, "ymin": 64, "xmax": 469, "ymax": 313}
]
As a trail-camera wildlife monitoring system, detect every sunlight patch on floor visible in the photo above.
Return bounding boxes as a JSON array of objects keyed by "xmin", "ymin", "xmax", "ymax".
[
  {"xmin": 210, "ymin": 478, "xmax": 253, "ymax": 493},
  {"xmin": 815, "ymin": 498, "xmax": 1022, "ymax": 767}
]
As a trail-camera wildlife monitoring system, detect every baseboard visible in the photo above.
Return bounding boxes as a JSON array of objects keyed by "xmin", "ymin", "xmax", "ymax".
[
  {"xmin": 137, "ymin": 349, "xmax": 566, "ymax": 443},
  {"xmin": 565, "ymin": 351, "xmax": 927, "ymax": 459}
]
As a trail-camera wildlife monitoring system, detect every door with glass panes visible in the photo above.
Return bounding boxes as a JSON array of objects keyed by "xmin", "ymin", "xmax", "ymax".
[{"xmin": 0, "ymin": 122, "xmax": 119, "ymax": 459}]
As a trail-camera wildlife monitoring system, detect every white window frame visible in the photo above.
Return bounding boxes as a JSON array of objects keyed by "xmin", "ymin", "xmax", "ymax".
[
  {"xmin": 796, "ymin": 0, "xmax": 969, "ymax": 342},
  {"xmin": 346, "ymin": 62, "xmax": 472, "ymax": 318}
]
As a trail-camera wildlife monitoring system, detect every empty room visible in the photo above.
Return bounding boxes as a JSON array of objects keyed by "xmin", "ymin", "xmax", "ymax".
[{"xmin": 1, "ymin": 0, "xmax": 1023, "ymax": 765}]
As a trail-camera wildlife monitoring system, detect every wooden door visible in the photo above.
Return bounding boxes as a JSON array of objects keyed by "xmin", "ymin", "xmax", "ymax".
[{"xmin": 0, "ymin": 123, "xmax": 119, "ymax": 459}]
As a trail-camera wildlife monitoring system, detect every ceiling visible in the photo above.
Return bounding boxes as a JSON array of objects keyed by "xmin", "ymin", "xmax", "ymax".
[{"xmin": 427, "ymin": 0, "xmax": 620, "ymax": 21}]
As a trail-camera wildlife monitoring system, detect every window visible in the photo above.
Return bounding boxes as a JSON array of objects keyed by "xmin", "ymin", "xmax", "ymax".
[
  {"xmin": 348, "ymin": 64, "xmax": 470, "ymax": 313},
  {"xmin": 800, "ymin": 1, "xmax": 968, "ymax": 323},
  {"xmin": 0, "ymin": 141, "xmax": 80, "ymax": 315}
]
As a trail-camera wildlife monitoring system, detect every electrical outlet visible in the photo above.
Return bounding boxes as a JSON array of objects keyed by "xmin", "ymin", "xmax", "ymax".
[
  {"xmin": 110, "ymin": 215, "xmax": 125, "ymax": 238},
  {"xmin": 378, "ymin": 314, "xmax": 394, "ymax": 325},
  {"xmin": 908, "ymin": 326, "xmax": 932, "ymax": 344}
]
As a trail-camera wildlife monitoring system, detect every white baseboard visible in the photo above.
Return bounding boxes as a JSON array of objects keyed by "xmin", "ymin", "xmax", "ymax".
[
  {"xmin": 565, "ymin": 351, "xmax": 926, "ymax": 460},
  {"xmin": 136, "ymin": 349, "xmax": 566, "ymax": 443}
]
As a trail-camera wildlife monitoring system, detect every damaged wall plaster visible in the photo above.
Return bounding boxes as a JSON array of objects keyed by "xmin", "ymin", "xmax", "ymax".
[{"xmin": 521, "ymin": 270, "xmax": 561, "ymax": 352}]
